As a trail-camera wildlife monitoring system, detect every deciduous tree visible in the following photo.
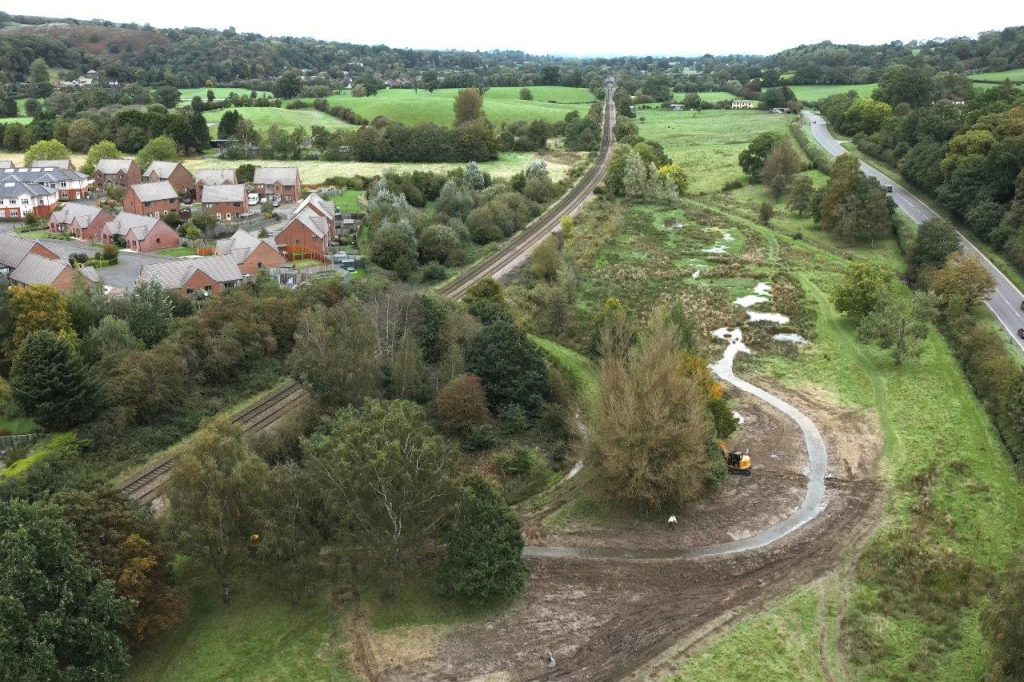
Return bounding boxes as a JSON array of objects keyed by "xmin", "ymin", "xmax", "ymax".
[
  {"xmin": 454, "ymin": 88, "xmax": 484, "ymax": 126},
  {"xmin": 22, "ymin": 139, "xmax": 72, "ymax": 167}
]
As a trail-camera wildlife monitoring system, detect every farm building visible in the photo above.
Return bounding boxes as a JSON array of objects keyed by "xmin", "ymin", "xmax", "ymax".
[{"xmin": 731, "ymin": 99, "xmax": 758, "ymax": 109}]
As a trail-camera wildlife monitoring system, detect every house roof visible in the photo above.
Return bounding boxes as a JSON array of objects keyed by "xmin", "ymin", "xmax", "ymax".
[
  {"xmin": 291, "ymin": 192, "xmax": 335, "ymax": 219},
  {"xmin": 253, "ymin": 167, "xmax": 300, "ymax": 186},
  {"xmin": 288, "ymin": 208, "xmax": 329, "ymax": 239},
  {"xmin": 128, "ymin": 181, "xmax": 178, "ymax": 203},
  {"xmin": 96, "ymin": 159, "xmax": 134, "ymax": 174},
  {"xmin": 143, "ymin": 161, "xmax": 184, "ymax": 179},
  {"xmin": 215, "ymin": 229, "xmax": 279, "ymax": 264},
  {"xmin": 0, "ymin": 233, "xmax": 49, "ymax": 269},
  {"xmin": 201, "ymin": 183, "xmax": 246, "ymax": 204},
  {"xmin": 0, "ymin": 161, "xmax": 12, "ymax": 170},
  {"xmin": 29, "ymin": 160, "xmax": 73, "ymax": 170},
  {"xmin": 194, "ymin": 169, "xmax": 237, "ymax": 185},
  {"xmin": 52, "ymin": 203, "xmax": 105, "ymax": 225},
  {"xmin": 2, "ymin": 168, "xmax": 88, "ymax": 184},
  {"xmin": 137, "ymin": 255, "xmax": 243, "ymax": 289},
  {"xmin": 9, "ymin": 253, "xmax": 70, "ymax": 287},
  {"xmin": 105, "ymin": 212, "xmax": 164, "ymax": 240},
  {"xmin": 0, "ymin": 179, "xmax": 54, "ymax": 200}
]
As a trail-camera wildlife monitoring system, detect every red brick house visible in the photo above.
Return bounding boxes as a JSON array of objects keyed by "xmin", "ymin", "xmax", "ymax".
[
  {"xmin": 253, "ymin": 167, "xmax": 301, "ymax": 204},
  {"xmin": 215, "ymin": 229, "xmax": 286, "ymax": 276},
  {"xmin": 99, "ymin": 213, "xmax": 180, "ymax": 252},
  {"xmin": 123, "ymin": 181, "xmax": 180, "ymax": 218},
  {"xmin": 290, "ymin": 192, "xmax": 338, "ymax": 226},
  {"xmin": 275, "ymin": 208, "xmax": 331, "ymax": 259},
  {"xmin": 0, "ymin": 179, "xmax": 57, "ymax": 219},
  {"xmin": 137, "ymin": 255, "xmax": 243, "ymax": 297},
  {"xmin": 200, "ymin": 184, "xmax": 249, "ymax": 221},
  {"xmin": 94, "ymin": 159, "xmax": 141, "ymax": 189},
  {"xmin": 142, "ymin": 161, "xmax": 194, "ymax": 195},
  {"xmin": 9, "ymin": 253, "xmax": 99, "ymax": 293},
  {"xmin": 195, "ymin": 169, "xmax": 238, "ymax": 200},
  {"xmin": 48, "ymin": 203, "xmax": 113, "ymax": 240}
]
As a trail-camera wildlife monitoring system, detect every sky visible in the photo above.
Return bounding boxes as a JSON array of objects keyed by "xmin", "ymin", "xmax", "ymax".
[{"xmin": 27, "ymin": 1, "xmax": 1024, "ymax": 57}]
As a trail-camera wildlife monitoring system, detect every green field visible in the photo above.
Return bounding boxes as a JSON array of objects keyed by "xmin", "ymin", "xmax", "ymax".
[
  {"xmin": 789, "ymin": 83, "xmax": 877, "ymax": 102},
  {"xmin": 671, "ymin": 91, "xmax": 738, "ymax": 103},
  {"xmin": 178, "ymin": 87, "xmax": 273, "ymax": 103},
  {"xmin": 203, "ymin": 107, "xmax": 355, "ymax": 134},
  {"xmin": 969, "ymin": 68, "xmax": 1024, "ymax": 83},
  {"xmin": 183, "ymin": 150, "xmax": 583, "ymax": 184},
  {"xmin": 319, "ymin": 86, "xmax": 596, "ymax": 126},
  {"xmin": 331, "ymin": 189, "xmax": 364, "ymax": 213},
  {"xmin": 126, "ymin": 579, "xmax": 351, "ymax": 682},
  {"xmin": 635, "ymin": 109, "xmax": 794, "ymax": 194},
  {"xmin": 0, "ymin": 116, "xmax": 32, "ymax": 125}
]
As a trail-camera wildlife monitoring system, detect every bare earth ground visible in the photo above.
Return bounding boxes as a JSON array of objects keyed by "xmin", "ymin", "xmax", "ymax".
[{"xmin": 357, "ymin": 381, "xmax": 883, "ymax": 681}]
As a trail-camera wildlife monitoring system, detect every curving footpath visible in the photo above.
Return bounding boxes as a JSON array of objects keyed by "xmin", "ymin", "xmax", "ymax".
[{"xmin": 524, "ymin": 332, "xmax": 828, "ymax": 560}]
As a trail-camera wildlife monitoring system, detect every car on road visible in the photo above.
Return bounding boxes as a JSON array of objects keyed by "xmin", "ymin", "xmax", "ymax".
[
  {"xmin": 1020, "ymin": 300, "xmax": 1024, "ymax": 312},
  {"xmin": 1018, "ymin": 328, "xmax": 1024, "ymax": 340},
  {"xmin": 885, "ymin": 185, "xmax": 894, "ymax": 193}
]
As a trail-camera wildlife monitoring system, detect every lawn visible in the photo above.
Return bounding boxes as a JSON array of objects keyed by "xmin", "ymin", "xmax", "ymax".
[
  {"xmin": 291, "ymin": 258, "xmax": 322, "ymax": 269},
  {"xmin": 203, "ymin": 107, "xmax": 355, "ymax": 134},
  {"xmin": 318, "ymin": 86, "xmax": 596, "ymax": 126},
  {"xmin": 14, "ymin": 229, "xmax": 54, "ymax": 240},
  {"xmin": 183, "ymin": 150, "xmax": 584, "ymax": 184},
  {"xmin": 331, "ymin": 189, "xmax": 364, "ymax": 213},
  {"xmin": 0, "ymin": 116, "xmax": 32, "ymax": 125},
  {"xmin": 788, "ymin": 83, "xmax": 877, "ymax": 102},
  {"xmin": 969, "ymin": 68, "xmax": 1024, "ymax": 83},
  {"xmin": 155, "ymin": 246, "xmax": 198, "ymax": 258},
  {"xmin": 635, "ymin": 109, "xmax": 794, "ymax": 193},
  {"xmin": 178, "ymin": 87, "xmax": 273, "ymax": 103},
  {"xmin": 126, "ymin": 578, "xmax": 351, "ymax": 682}
]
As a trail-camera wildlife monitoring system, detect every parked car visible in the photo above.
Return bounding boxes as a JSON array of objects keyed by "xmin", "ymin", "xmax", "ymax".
[{"xmin": 248, "ymin": 192, "xmax": 260, "ymax": 205}]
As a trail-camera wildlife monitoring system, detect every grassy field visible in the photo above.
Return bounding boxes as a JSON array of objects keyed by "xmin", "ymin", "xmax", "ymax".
[
  {"xmin": 183, "ymin": 150, "xmax": 584, "ymax": 184},
  {"xmin": 969, "ymin": 68, "xmax": 1024, "ymax": 83},
  {"xmin": 319, "ymin": 86, "xmax": 595, "ymax": 126},
  {"xmin": 0, "ymin": 116, "xmax": 32, "ymax": 125},
  {"xmin": 331, "ymin": 189, "xmax": 364, "ymax": 213},
  {"xmin": 595, "ymin": 113, "xmax": 1024, "ymax": 680},
  {"xmin": 635, "ymin": 109, "xmax": 794, "ymax": 194},
  {"xmin": 178, "ymin": 87, "xmax": 273, "ymax": 103},
  {"xmin": 126, "ymin": 578, "xmax": 351, "ymax": 682},
  {"xmin": 789, "ymin": 83, "xmax": 877, "ymax": 101},
  {"xmin": 203, "ymin": 107, "xmax": 355, "ymax": 134}
]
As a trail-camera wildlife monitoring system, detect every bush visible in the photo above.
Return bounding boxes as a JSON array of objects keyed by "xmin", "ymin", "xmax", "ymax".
[
  {"xmin": 499, "ymin": 404, "xmax": 529, "ymax": 434},
  {"xmin": 101, "ymin": 243, "xmax": 118, "ymax": 262},
  {"xmin": 420, "ymin": 262, "xmax": 446, "ymax": 282},
  {"xmin": 464, "ymin": 423, "xmax": 497, "ymax": 452},
  {"xmin": 436, "ymin": 374, "xmax": 490, "ymax": 435}
]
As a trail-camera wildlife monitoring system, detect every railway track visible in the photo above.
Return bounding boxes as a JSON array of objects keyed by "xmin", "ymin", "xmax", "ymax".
[{"xmin": 118, "ymin": 80, "xmax": 616, "ymax": 504}]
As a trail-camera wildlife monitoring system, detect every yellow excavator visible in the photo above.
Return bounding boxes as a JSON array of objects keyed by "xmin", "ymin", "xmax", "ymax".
[{"xmin": 719, "ymin": 441, "xmax": 752, "ymax": 476}]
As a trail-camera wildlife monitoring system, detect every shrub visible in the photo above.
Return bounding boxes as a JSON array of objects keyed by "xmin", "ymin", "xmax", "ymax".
[
  {"xmin": 464, "ymin": 423, "xmax": 497, "ymax": 452},
  {"xmin": 436, "ymin": 374, "xmax": 490, "ymax": 435},
  {"xmin": 499, "ymin": 404, "xmax": 529, "ymax": 434},
  {"xmin": 421, "ymin": 262, "xmax": 446, "ymax": 282}
]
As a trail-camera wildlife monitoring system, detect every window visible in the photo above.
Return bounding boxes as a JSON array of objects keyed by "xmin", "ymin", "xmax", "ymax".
[
  {"xmin": 156, "ymin": 237, "xmax": 161, "ymax": 245},
  {"xmin": 204, "ymin": 285, "xmax": 212, "ymax": 292},
  {"xmin": 186, "ymin": 288, "xmax": 194, "ymax": 295},
  {"xmin": 216, "ymin": 213, "xmax": 222, "ymax": 220}
]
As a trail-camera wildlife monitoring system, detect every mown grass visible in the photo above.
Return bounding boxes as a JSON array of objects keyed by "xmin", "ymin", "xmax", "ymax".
[
  {"xmin": 331, "ymin": 189, "xmax": 364, "ymax": 213},
  {"xmin": 203, "ymin": 106, "xmax": 355, "ymax": 133},
  {"xmin": 670, "ymin": 91, "xmax": 737, "ymax": 103},
  {"xmin": 126, "ymin": 578, "xmax": 350, "ymax": 682},
  {"xmin": 635, "ymin": 109, "xmax": 794, "ymax": 194},
  {"xmin": 788, "ymin": 83, "xmax": 878, "ymax": 101},
  {"xmin": 155, "ymin": 246, "xmax": 197, "ymax": 258},
  {"xmin": 320, "ymin": 86, "xmax": 595, "ymax": 126}
]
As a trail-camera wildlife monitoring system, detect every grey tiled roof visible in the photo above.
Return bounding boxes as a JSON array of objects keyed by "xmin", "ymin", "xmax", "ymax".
[
  {"xmin": 0, "ymin": 233, "xmax": 44, "ymax": 269},
  {"xmin": 1, "ymin": 168, "xmax": 88, "ymax": 184},
  {"xmin": 143, "ymin": 161, "xmax": 183, "ymax": 179},
  {"xmin": 201, "ymin": 184, "xmax": 246, "ymax": 203},
  {"xmin": 105, "ymin": 212, "xmax": 163, "ymax": 240},
  {"xmin": 290, "ymin": 192, "xmax": 335, "ymax": 218},
  {"xmin": 0, "ymin": 161, "xmax": 12, "ymax": 170},
  {"xmin": 194, "ymin": 169, "xmax": 237, "ymax": 185},
  {"xmin": 29, "ymin": 160, "xmax": 73, "ymax": 170},
  {"xmin": 96, "ymin": 159, "xmax": 134, "ymax": 174},
  {"xmin": 137, "ymin": 255, "xmax": 242, "ymax": 289},
  {"xmin": 215, "ymin": 229, "xmax": 278, "ymax": 264},
  {"xmin": 253, "ymin": 167, "xmax": 300, "ymax": 185},
  {"xmin": 51, "ymin": 203, "xmax": 103, "ymax": 225},
  {"xmin": 0, "ymin": 179, "xmax": 53, "ymax": 199},
  {"xmin": 10, "ymin": 253, "xmax": 68, "ymax": 286},
  {"xmin": 290, "ymin": 208, "xmax": 328, "ymax": 239},
  {"xmin": 128, "ymin": 181, "xmax": 178, "ymax": 203}
]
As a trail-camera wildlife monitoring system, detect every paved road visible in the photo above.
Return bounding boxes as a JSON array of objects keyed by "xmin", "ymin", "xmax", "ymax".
[
  {"xmin": 804, "ymin": 111, "xmax": 1024, "ymax": 352},
  {"xmin": 525, "ymin": 330, "xmax": 829, "ymax": 561}
]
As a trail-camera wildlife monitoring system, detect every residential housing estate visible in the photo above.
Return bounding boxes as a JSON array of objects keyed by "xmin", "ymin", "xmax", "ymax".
[
  {"xmin": 142, "ymin": 161, "xmax": 194, "ymax": 195},
  {"xmin": 94, "ymin": 159, "xmax": 141, "ymax": 189},
  {"xmin": 122, "ymin": 181, "xmax": 180, "ymax": 217},
  {"xmin": 252, "ymin": 167, "xmax": 302, "ymax": 204}
]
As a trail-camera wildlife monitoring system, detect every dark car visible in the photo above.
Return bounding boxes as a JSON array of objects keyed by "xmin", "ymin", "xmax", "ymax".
[{"xmin": 1018, "ymin": 328, "xmax": 1024, "ymax": 340}]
